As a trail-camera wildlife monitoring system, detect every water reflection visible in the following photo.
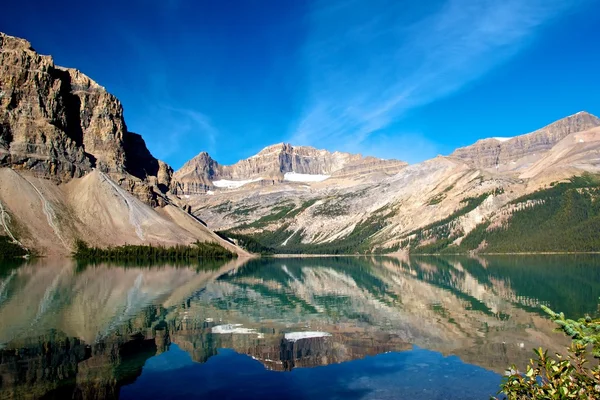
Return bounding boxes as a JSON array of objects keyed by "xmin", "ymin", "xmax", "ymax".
[{"xmin": 0, "ymin": 255, "xmax": 599, "ymax": 399}]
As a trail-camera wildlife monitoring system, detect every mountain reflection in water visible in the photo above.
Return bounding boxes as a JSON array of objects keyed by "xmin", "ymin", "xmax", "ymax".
[{"xmin": 1, "ymin": 255, "xmax": 599, "ymax": 399}]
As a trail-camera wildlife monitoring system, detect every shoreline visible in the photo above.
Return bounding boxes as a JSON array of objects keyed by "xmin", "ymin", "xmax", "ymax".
[
  {"xmin": 5, "ymin": 252, "xmax": 599, "ymax": 263},
  {"xmin": 412, "ymin": 252, "xmax": 600, "ymax": 256},
  {"xmin": 268, "ymin": 251, "xmax": 600, "ymax": 258},
  {"xmin": 268, "ymin": 254, "xmax": 387, "ymax": 258}
]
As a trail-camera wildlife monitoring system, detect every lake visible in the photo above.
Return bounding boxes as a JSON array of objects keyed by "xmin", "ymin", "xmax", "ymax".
[{"xmin": 1, "ymin": 255, "xmax": 599, "ymax": 399}]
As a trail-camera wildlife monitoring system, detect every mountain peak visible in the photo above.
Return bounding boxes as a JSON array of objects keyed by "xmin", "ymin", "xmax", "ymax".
[
  {"xmin": 0, "ymin": 32, "xmax": 34, "ymax": 52},
  {"xmin": 172, "ymin": 142, "xmax": 406, "ymax": 195},
  {"xmin": 542, "ymin": 110, "xmax": 600, "ymax": 131},
  {"xmin": 254, "ymin": 142, "xmax": 290, "ymax": 156},
  {"xmin": 0, "ymin": 30, "xmax": 172, "ymax": 206},
  {"xmin": 570, "ymin": 110, "xmax": 599, "ymax": 119}
]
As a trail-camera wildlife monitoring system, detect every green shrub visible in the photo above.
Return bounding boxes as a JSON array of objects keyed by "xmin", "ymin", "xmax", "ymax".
[
  {"xmin": 0, "ymin": 236, "xmax": 27, "ymax": 258},
  {"xmin": 498, "ymin": 304, "xmax": 600, "ymax": 399}
]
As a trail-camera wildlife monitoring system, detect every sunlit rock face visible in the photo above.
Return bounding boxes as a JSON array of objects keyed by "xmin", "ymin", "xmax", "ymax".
[
  {"xmin": 0, "ymin": 32, "xmax": 172, "ymax": 205},
  {"xmin": 0, "ymin": 32, "xmax": 248, "ymax": 258}
]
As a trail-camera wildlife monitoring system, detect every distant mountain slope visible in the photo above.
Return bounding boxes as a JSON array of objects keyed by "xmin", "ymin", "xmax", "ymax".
[{"xmin": 185, "ymin": 114, "xmax": 600, "ymax": 255}]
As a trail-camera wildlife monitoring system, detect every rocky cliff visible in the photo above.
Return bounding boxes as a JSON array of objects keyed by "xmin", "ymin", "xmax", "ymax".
[
  {"xmin": 450, "ymin": 111, "xmax": 600, "ymax": 170},
  {"xmin": 0, "ymin": 32, "xmax": 172, "ymax": 206},
  {"xmin": 0, "ymin": 32, "xmax": 247, "ymax": 256},
  {"xmin": 172, "ymin": 143, "xmax": 407, "ymax": 195}
]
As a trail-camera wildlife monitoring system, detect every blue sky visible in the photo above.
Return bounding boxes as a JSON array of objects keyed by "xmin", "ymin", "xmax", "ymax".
[{"xmin": 2, "ymin": 0, "xmax": 599, "ymax": 168}]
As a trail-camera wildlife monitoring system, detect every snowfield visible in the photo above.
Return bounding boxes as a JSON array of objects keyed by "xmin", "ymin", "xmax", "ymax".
[
  {"xmin": 284, "ymin": 331, "xmax": 332, "ymax": 342},
  {"xmin": 284, "ymin": 172, "xmax": 330, "ymax": 182},
  {"xmin": 213, "ymin": 178, "xmax": 263, "ymax": 189},
  {"xmin": 212, "ymin": 324, "xmax": 259, "ymax": 335},
  {"xmin": 492, "ymin": 137, "xmax": 513, "ymax": 142}
]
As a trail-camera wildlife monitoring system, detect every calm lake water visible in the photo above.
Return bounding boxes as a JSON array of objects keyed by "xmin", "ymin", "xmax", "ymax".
[{"xmin": 1, "ymin": 255, "xmax": 599, "ymax": 399}]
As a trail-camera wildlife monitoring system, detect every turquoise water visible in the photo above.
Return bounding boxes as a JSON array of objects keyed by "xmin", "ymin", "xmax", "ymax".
[{"xmin": 1, "ymin": 255, "xmax": 599, "ymax": 399}]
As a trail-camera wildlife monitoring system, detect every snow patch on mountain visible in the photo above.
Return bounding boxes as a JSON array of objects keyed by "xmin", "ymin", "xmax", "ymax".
[
  {"xmin": 284, "ymin": 331, "xmax": 332, "ymax": 342},
  {"xmin": 284, "ymin": 172, "xmax": 330, "ymax": 182},
  {"xmin": 212, "ymin": 324, "xmax": 259, "ymax": 335},
  {"xmin": 213, "ymin": 178, "xmax": 263, "ymax": 189}
]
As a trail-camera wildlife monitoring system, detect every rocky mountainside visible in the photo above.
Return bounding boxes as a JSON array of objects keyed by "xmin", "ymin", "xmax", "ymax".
[
  {"xmin": 171, "ymin": 142, "xmax": 407, "ymax": 195},
  {"xmin": 0, "ymin": 32, "xmax": 243, "ymax": 256}
]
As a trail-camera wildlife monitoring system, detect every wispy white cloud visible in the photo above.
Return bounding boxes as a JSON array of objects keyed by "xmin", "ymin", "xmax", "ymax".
[
  {"xmin": 346, "ymin": 132, "xmax": 443, "ymax": 164},
  {"xmin": 290, "ymin": 0, "xmax": 582, "ymax": 160},
  {"xmin": 163, "ymin": 106, "xmax": 219, "ymax": 150},
  {"xmin": 137, "ymin": 103, "xmax": 219, "ymax": 164}
]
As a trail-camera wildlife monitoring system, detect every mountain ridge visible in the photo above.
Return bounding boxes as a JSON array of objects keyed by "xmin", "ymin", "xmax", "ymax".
[
  {"xmin": 450, "ymin": 111, "xmax": 600, "ymax": 170},
  {"xmin": 185, "ymin": 115, "xmax": 600, "ymax": 254}
]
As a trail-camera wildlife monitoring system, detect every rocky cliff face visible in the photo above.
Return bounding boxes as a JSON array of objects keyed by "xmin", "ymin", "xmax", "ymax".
[
  {"xmin": 450, "ymin": 112, "xmax": 600, "ymax": 169},
  {"xmin": 0, "ymin": 32, "xmax": 172, "ymax": 206},
  {"xmin": 172, "ymin": 143, "xmax": 407, "ymax": 195}
]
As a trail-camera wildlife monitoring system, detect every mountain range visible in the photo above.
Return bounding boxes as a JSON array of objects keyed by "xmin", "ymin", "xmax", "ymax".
[
  {"xmin": 2, "ymin": 31, "xmax": 600, "ymax": 256},
  {"xmin": 177, "ymin": 111, "xmax": 600, "ymax": 254}
]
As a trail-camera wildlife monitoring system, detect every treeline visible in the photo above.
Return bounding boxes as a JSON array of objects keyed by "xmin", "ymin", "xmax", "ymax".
[
  {"xmin": 75, "ymin": 257, "xmax": 227, "ymax": 271},
  {"xmin": 73, "ymin": 240, "xmax": 236, "ymax": 261},
  {"xmin": 477, "ymin": 184, "xmax": 600, "ymax": 253},
  {"xmin": 0, "ymin": 236, "xmax": 27, "ymax": 259},
  {"xmin": 412, "ymin": 174, "xmax": 600, "ymax": 254}
]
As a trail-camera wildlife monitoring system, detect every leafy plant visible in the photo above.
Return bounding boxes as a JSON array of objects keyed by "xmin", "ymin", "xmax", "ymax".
[{"xmin": 498, "ymin": 304, "xmax": 600, "ymax": 399}]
